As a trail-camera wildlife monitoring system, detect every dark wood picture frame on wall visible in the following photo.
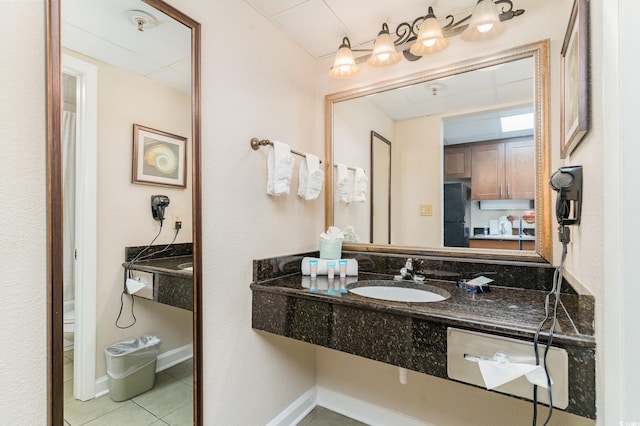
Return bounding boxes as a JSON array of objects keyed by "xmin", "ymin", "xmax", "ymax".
[
  {"xmin": 560, "ymin": 0, "xmax": 589, "ymax": 158},
  {"xmin": 132, "ymin": 123, "xmax": 188, "ymax": 188}
]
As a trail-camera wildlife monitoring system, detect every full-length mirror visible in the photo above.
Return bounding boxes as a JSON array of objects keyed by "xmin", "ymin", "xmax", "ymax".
[
  {"xmin": 326, "ymin": 41, "xmax": 551, "ymax": 262},
  {"xmin": 48, "ymin": 0, "xmax": 202, "ymax": 423}
]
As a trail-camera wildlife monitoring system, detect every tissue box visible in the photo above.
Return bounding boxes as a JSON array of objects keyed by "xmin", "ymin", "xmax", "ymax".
[{"xmin": 319, "ymin": 239, "xmax": 342, "ymax": 260}]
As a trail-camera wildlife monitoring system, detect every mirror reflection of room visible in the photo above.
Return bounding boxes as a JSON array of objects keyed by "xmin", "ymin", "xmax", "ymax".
[
  {"xmin": 61, "ymin": 0, "xmax": 195, "ymax": 424},
  {"xmin": 333, "ymin": 57, "xmax": 537, "ymax": 251}
]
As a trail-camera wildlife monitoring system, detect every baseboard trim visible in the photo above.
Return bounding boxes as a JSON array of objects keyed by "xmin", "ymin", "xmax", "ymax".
[
  {"xmin": 265, "ymin": 385, "xmax": 431, "ymax": 426},
  {"xmin": 266, "ymin": 387, "xmax": 317, "ymax": 426},
  {"xmin": 94, "ymin": 343, "xmax": 193, "ymax": 398},
  {"xmin": 316, "ymin": 386, "xmax": 432, "ymax": 426}
]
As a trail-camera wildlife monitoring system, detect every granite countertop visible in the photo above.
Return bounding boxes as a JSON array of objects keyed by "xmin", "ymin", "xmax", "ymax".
[
  {"xmin": 251, "ymin": 272, "xmax": 595, "ymax": 348},
  {"xmin": 124, "ymin": 255, "xmax": 193, "ymax": 278},
  {"xmin": 469, "ymin": 234, "xmax": 535, "ymax": 241}
]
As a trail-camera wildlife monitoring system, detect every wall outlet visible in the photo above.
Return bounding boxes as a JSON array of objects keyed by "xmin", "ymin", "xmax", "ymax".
[
  {"xmin": 419, "ymin": 204, "xmax": 433, "ymax": 216},
  {"xmin": 172, "ymin": 213, "xmax": 182, "ymax": 229}
]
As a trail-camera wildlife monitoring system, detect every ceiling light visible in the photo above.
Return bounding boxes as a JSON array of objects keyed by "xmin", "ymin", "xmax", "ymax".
[
  {"xmin": 329, "ymin": 37, "xmax": 360, "ymax": 79},
  {"xmin": 461, "ymin": 0, "xmax": 505, "ymax": 42},
  {"xmin": 409, "ymin": 7, "xmax": 449, "ymax": 56},
  {"xmin": 367, "ymin": 23, "xmax": 402, "ymax": 67},
  {"xmin": 501, "ymin": 112, "xmax": 533, "ymax": 132}
]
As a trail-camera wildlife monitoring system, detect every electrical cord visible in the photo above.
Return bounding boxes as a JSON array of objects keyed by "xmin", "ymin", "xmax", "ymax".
[
  {"xmin": 116, "ymin": 223, "xmax": 180, "ymax": 329},
  {"xmin": 531, "ymin": 226, "xmax": 569, "ymax": 425}
]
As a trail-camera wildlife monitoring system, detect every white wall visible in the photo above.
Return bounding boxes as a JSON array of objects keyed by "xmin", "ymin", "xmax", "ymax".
[
  {"xmin": 0, "ymin": 2, "xmax": 47, "ymax": 424},
  {"xmin": 333, "ymin": 97, "xmax": 394, "ymax": 242},
  {"xmin": 393, "ymin": 116, "xmax": 442, "ymax": 247},
  {"xmin": 171, "ymin": 0, "xmax": 322, "ymax": 423}
]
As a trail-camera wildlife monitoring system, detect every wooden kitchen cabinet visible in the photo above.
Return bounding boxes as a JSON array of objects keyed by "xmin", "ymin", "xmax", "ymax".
[
  {"xmin": 471, "ymin": 138, "xmax": 534, "ymax": 200},
  {"xmin": 444, "ymin": 145, "xmax": 472, "ymax": 179}
]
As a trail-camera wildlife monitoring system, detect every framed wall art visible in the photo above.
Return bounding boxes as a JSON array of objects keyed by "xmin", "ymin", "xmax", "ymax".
[
  {"xmin": 560, "ymin": 0, "xmax": 589, "ymax": 158},
  {"xmin": 132, "ymin": 124, "xmax": 187, "ymax": 188}
]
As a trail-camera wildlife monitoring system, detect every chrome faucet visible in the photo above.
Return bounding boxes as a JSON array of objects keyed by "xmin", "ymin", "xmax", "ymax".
[{"xmin": 400, "ymin": 258, "xmax": 414, "ymax": 280}]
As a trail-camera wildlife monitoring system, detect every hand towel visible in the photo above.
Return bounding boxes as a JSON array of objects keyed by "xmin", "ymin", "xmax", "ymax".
[
  {"xmin": 352, "ymin": 167, "xmax": 368, "ymax": 203},
  {"xmin": 335, "ymin": 163, "xmax": 351, "ymax": 203},
  {"xmin": 297, "ymin": 153, "xmax": 324, "ymax": 200},
  {"xmin": 266, "ymin": 141, "xmax": 294, "ymax": 196}
]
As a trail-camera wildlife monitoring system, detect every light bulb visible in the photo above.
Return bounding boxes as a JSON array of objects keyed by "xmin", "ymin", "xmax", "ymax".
[
  {"xmin": 478, "ymin": 23, "xmax": 494, "ymax": 33},
  {"xmin": 422, "ymin": 38, "xmax": 437, "ymax": 47}
]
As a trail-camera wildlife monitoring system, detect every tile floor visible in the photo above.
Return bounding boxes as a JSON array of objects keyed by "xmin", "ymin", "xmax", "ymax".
[
  {"xmin": 63, "ymin": 348, "xmax": 193, "ymax": 425},
  {"xmin": 64, "ymin": 345, "xmax": 362, "ymax": 425},
  {"xmin": 297, "ymin": 406, "xmax": 368, "ymax": 426}
]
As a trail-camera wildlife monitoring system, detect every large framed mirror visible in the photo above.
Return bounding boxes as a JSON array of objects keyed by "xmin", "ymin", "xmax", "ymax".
[
  {"xmin": 47, "ymin": 0, "xmax": 202, "ymax": 423},
  {"xmin": 325, "ymin": 40, "xmax": 551, "ymax": 263}
]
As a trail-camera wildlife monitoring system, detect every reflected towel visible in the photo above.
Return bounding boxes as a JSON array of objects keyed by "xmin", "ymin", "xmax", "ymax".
[
  {"xmin": 266, "ymin": 141, "xmax": 294, "ymax": 196},
  {"xmin": 352, "ymin": 167, "xmax": 368, "ymax": 203},
  {"xmin": 297, "ymin": 153, "xmax": 324, "ymax": 200},
  {"xmin": 335, "ymin": 163, "xmax": 350, "ymax": 203}
]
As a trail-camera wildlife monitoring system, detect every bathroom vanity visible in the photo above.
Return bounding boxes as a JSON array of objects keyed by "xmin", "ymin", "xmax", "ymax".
[
  {"xmin": 123, "ymin": 243, "xmax": 193, "ymax": 311},
  {"xmin": 250, "ymin": 251, "xmax": 595, "ymax": 419}
]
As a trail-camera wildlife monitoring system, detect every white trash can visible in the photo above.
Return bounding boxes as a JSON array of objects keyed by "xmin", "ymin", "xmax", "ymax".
[{"xmin": 105, "ymin": 335, "xmax": 161, "ymax": 401}]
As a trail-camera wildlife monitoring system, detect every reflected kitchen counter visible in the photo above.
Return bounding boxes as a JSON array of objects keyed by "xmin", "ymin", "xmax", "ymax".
[{"xmin": 469, "ymin": 234, "xmax": 535, "ymax": 241}]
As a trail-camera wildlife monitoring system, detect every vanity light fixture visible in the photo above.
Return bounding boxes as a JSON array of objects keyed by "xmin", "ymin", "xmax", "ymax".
[
  {"xmin": 328, "ymin": 0, "xmax": 524, "ymax": 79},
  {"xmin": 367, "ymin": 23, "xmax": 403, "ymax": 67},
  {"xmin": 329, "ymin": 37, "xmax": 360, "ymax": 79},
  {"xmin": 409, "ymin": 7, "xmax": 449, "ymax": 56},
  {"xmin": 461, "ymin": 0, "xmax": 506, "ymax": 42}
]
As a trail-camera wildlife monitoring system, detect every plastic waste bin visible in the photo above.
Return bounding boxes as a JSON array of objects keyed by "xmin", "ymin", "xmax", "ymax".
[{"xmin": 105, "ymin": 335, "xmax": 161, "ymax": 401}]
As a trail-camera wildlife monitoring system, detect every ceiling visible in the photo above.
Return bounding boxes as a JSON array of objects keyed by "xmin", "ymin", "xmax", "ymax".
[
  {"xmin": 244, "ymin": 0, "xmax": 504, "ymax": 59},
  {"xmin": 62, "ymin": 0, "xmax": 191, "ymax": 93}
]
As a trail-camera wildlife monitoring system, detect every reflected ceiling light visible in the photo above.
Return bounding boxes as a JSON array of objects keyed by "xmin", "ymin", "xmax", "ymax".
[
  {"xmin": 329, "ymin": 37, "xmax": 360, "ymax": 79},
  {"xmin": 461, "ymin": 0, "xmax": 505, "ymax": 42},
  {"xmin": 329, "ymin": 1, "xmax": 524, "ymax": 79},
  {"xmin": 501, "ymin": 112, "xmax": 533, "ymax": 132},
  {"xmin": 409, "ymin": 7, "xmax": 449, "ymax": 56},
  {"xmin": 367, "ymin": 23, "xmax": 402, "ymax": 67}
]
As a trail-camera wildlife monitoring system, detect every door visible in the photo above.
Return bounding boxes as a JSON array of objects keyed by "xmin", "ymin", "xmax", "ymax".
[{"xmin": 471, "ymin": 142, "xmax": 505, "ymax": 199}]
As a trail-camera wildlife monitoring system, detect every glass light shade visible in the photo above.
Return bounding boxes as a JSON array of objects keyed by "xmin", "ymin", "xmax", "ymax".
[
  {"xmin": 367, "ymin": 24, "xmax": 402, "ymax": 67},
  {"xmin": 461, "ymin": 0, "xmax": 505, "ymax": 42},
  {"xmin": 409, "ymin": 8, "xmax": 449, "ymax": 56},
  {"xmin": 329, "ymin": 39, "xmax": 360, "ymax": 79}
]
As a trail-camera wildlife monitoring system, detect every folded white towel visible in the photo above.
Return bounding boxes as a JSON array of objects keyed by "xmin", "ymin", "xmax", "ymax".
[
  {"xmin": 352, "ymin": 167, "xmax": 368, "ymax": 203},
  {"xmin": 297, "ymin": 153, "xmax": 324, "ymax": 200},
  {"xmin": 335, "ymin": 163, "xmax": 351, "ymax": 203},
  {"xmin": 266, "ymin": 141, "xmax": 294, "ymax": 196}
]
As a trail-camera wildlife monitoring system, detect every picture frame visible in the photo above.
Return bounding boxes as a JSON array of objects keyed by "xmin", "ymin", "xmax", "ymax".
[
  {"xmin": 132, "ymin": 124, "xmax": 187, "ymax": 188},
  {"xmin": 560, "ymin": 0, "xmax": 589, "ymax": 158}
]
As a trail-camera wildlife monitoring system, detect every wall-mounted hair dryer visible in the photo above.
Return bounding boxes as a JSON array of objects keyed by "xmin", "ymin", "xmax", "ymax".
[
  {"xmin": 549, "ymin": 166, "xmax": 582, "ymax": 226},
  {"xmin": 151, "ymin": 195, "xmax": 170, "ymax": 223}
]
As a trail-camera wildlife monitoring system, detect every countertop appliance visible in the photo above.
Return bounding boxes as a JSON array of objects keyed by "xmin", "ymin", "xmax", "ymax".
[{"xmin": 444, "ymin": 182, "xmax": 471, "ymax": 247}]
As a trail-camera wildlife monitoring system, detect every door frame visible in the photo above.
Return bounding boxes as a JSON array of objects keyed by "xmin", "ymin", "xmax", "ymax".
[{"xmin": 63, "ymin": 54, "xmax": 98, "ymax": 401}]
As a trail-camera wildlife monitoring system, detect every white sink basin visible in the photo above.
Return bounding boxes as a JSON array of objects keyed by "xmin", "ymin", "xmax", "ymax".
[{"xmin": 348, "ymin": 280, "xmax": 450, "ymax": 303}]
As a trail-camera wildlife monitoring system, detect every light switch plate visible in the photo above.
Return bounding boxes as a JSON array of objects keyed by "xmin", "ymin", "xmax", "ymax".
[{"xmin": 419, "ymin": 204, "xmax": 433, "ymax": 216}]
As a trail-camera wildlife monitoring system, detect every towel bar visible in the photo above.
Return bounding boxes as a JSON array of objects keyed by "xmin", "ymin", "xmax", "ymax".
[{"xmin": 250, "ymin": 138, "xmax": 361, "ymax": 172}]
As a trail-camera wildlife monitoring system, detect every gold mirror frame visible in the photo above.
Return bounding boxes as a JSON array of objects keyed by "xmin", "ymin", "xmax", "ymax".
[
  {"xmin": 325, "ymin": 40, "xmax": 551, "ymax": 263},
  {"xmin": 46, "ymin": 0, "xmax": 202, "ymax": 423}
]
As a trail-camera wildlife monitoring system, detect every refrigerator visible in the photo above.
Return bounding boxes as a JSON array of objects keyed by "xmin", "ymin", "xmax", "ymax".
[{"xmin": 444, "ymin": 182, "xmax": 471, "ymax": 247}]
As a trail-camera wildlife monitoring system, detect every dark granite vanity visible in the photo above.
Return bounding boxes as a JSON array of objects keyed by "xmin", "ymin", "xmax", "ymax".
[
  {"xmin": 123, "ymin": 243, "xmax": 193, "ymax": 311},
  {"xmin": 251, "ymin": 251, "xmax": 596, "ymax": 419}
]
